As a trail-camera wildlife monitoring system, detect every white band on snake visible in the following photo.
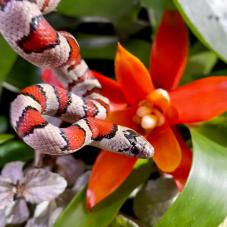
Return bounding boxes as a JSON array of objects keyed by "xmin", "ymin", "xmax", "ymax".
[{"xmin": 0, "ymin": 0, "xmax": 154, "ymax": 158}]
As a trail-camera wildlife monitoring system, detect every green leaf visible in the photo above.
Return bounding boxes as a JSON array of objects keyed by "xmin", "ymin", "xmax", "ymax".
[
  {"xmin": 194, "ymin": 113, "xmax": 227, "ymax": 147},
  {"xmin": 54, "ymin": 160, "xmax": 152, "ymax": 227},
  {"xmin": 58, "ymin": 0, "xmax": 141, "ymax": 36},
  {"xmin": 174, "ymin": 0, "xmax": 227, "ymax": 62},
  {"xmin": 210, "ymin": 69, "xmax": 227, "ymax": 76},
  {"xmin": 0, "ymin": 116, "xmax": 8, "ymax": 133},
  {"xmin": 78, "ymin": 34, "xmax": 117, "ymax": 60},
  {"xmin": 58, "ymin": 0, "xmax": 139, "ymax": 22},
  {"xmin": 181, "ymin": 51, "xmax": 217, "ymax": 84},
  {"xmin": 124, "ymin": 40, "xmax": 150, "ymax": 67},
  {"xmin": 46, "ymin": 13, "xmax": 81, "ymax": 30},
  {"xmin": 0, "ymin": 36, "xmax": 17, "ymax": 92},
  {"xmin": 0, "ymin": 134, "xmax": 14, "ymax": 145},
  {"xmin": 0, "ymin": 140, "xmax": 33, "ymax": 167},
  {"xmin": 79, "ymin": 37, "xmax": 150, "ymax": 67},
  {"xmin": 219, "ymin": 217, "xmax": 227, "ymax": 227},
  {"xmin": 156, "ymin": 128, "xmax": 227, "ymax": 227},
  {"xmin": 141, "ymin": 0, "xmax": 175, "ymax": 32},
  {"xmin": 109, "ymin": 215, "xmax": 139, "ymax": 227},
  {"xmin": 6, "ymin": 57, "xmax": 40, "ymax": 89},
  {"xmin": 81, "ymin": 43, "xmax": 116, "ymax": 60},
  {"xmin": 188, "ymin": 42, "xmax": 208, "ymax": 55}
]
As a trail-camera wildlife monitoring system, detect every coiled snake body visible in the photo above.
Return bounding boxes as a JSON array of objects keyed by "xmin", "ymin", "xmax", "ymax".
[{"xmin": 0, "ymin": 0, "xmax": 154, "ymax": 158}]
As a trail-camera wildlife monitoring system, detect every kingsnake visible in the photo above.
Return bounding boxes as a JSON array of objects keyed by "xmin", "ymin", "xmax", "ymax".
[{"xmin": 0, "ymin": 0, "xmax": 154, "ymax": 158}]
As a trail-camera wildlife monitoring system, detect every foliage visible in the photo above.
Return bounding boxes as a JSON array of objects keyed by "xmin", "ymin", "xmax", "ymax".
[
  {"xmin": 0, "ymin": 0, "xmax": 227, "ymax": 226},
  {"xmin": 157, "ymin": 128, "xmax": 227, "ymax": 226},
  {"xmin": 54, "ymin": 160, "xmax": 152, "ymax": 227}
]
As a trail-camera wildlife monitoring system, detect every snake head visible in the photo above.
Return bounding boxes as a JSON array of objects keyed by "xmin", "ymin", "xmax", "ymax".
[{"xmin": 122, "ymin": 129, "xmax": 154, "ymax": 159}]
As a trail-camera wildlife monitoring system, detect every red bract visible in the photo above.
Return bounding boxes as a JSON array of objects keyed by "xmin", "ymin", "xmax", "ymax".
[{"xmin": 87, "ymin": 10, "xmax": 227, "ymax": 209}]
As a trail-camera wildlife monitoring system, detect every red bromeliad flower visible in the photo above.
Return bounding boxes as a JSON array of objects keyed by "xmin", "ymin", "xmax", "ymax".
[{"xmin": 86, "ymin": 10, "xmax": 227, "ymax": 209}]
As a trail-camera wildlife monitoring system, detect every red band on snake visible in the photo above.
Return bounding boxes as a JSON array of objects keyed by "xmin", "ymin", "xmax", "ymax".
[{"xmin": 0, "ymin": 0, "xmax": 154, "ymax": 158}]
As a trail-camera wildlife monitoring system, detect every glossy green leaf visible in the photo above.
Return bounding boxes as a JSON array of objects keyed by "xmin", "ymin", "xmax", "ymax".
[
  {"xmin": 58, "ymin": 0, "xmax": 139, "ymax": 22},
  {"xmin": 194, "ymin": 113, "xmax": 227, "ymax": 147},
  {"xmin": 174, "ymin": 0, "xmax": 227, "ymax": 62},
  {"xmin": 58, "ymin": 0, "xmax": 141, "ymax": 36},
  {"xmin": 0, "ymin": 140, "xmax": 33, "ymax": 167},
  {"xmin": 181, "ymin": 51, "xmax": 217, "ymax": 84},
  {"xmin": 79, "ymin": 37, "xmax": 150, "ymax": 67},
  {"xmin": 78, "ymin": 35, "xmax": 117, "ymax": 60},
  {"xmin": 54, "ymin": 160, "xmax": 152, "ymax": 227},
  {"xmin": 157, "ymin": 128, "xmax": 227, "ymax": 227},
  {"xmin": 0, "ymin": 134, "xmax": 14, "ymax": 145},
  {"xmin": 0, "ymin": 36, "xmax": 17, "ymax": 92}
]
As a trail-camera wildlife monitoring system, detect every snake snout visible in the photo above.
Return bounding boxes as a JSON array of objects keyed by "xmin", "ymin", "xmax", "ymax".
[
  {"xmin": 123, "ymin": 129, "xmax": 154, "ymax": 159},
  {"xmin": 134, "ymin": 136, "xmax": 154, "ymax": 159}
]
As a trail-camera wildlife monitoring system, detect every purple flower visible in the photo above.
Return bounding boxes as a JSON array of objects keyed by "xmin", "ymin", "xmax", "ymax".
[{"xmin": 0, "ymin": 161, "xmax": 67, "ymax": 225}]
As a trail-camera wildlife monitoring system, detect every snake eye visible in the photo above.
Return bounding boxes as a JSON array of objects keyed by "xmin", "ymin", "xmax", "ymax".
[
  {"xmin": 130, "ymin": 146, "xmax": 140, "ymax": 155},
  {"xmin": 123, "ymin": 129, "xmax": 138, "ymax": 143},
  {"xmin": 122, "ymin": 129, "xmax": 154, "ymax": 158},
  {"xmin": 123, "ymin": 129, "xmax": 141, "ymax": 155}
]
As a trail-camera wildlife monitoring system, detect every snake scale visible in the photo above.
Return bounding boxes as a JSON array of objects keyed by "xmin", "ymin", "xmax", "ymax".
[{"xmin": 0, "ymin": 0, "xmax": 154, "ymax": 158}]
